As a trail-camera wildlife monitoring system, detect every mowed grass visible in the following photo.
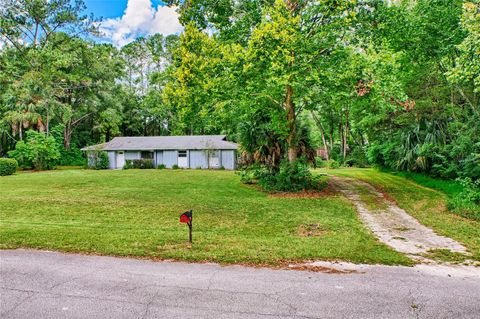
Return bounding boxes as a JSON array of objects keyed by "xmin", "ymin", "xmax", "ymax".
[
  {"xmin": 0, "ymin": 169, "xmax": 411, "ymax": 265},
  {"xmin": 317, "ymin": 168, "xmax": 480, "ymax": 262}
]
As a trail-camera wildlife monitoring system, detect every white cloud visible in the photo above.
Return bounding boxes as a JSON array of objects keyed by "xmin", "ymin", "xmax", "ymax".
[{"xmin": 100, "ymin": 0, "xmax": 183, "ymax": 47}]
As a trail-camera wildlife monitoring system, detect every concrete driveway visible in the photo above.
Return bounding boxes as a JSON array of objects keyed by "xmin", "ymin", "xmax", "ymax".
[{"xmin": 1, "ymin": 250, "xmax": 479, "ymax": 319}]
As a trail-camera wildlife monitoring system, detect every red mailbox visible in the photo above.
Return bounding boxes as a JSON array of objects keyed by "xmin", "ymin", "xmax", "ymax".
[{"xmin": 179, "ymin": 210, "xmax": 193, "ymax": 243}]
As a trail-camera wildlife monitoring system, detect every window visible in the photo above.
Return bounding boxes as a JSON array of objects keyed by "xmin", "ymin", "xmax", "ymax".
[
  {"xmin": 141, "ymin": 151, "xmax": 153, "ymax": 159},
  {"xmin": 178, "ymin": 150, "xmax": 187, "ymax": 157}
]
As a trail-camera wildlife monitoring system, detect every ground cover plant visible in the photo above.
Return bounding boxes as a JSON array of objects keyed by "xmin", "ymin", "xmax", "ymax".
[
  {"xmin": 239, "ymin": 160, "xmax": 328, "ymax": 192},
  {"xmin": 0, "ymin": 169, "xmax": 410, "ymax": 266},
  {"xmin": 0, "ymin": 158, "xmax": 18, "ymax": 176},
  {"xmin": 317, "ymin": 168, "xmax": 480, "ymax": 262}
]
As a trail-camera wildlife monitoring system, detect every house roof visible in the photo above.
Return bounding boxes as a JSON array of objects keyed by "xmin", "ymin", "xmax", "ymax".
[
  {"xmin": 81, "ymin": 142, "xmax": 109, "ymax": 151},
  {"xmin": 81, "ymin": 135, "xmax": 238, "ymax": 151}
]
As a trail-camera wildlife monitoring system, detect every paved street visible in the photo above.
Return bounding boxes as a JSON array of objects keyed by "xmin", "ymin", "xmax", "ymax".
[{"xmin": 1, "ymin": 249, "xmax": 479, "ymax": 318}]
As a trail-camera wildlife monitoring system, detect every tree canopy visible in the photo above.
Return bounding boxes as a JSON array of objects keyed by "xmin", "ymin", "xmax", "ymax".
[{"xmin": 0, "ymin": 0, "xmax": 478, "ymax": 179}]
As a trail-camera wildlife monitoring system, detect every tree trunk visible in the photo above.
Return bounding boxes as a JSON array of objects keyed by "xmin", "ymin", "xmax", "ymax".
[
  {"xmin": 285, "ymin": 84, "xmax": 297, "ymax": 163},
  {"xmin": 310, "ymin": 111, "xmax": 329, "ymax": 160},
  {"xmin": 338, "ymin": 118, "xmax": 343, "ymax": 160},
  {"xmin": 64, "ymin": 121, "xmax": 72, "ymax": 150},
  {"xmin": 329, "ymin": 119, "xmax": 334, "ymax": 151},
  {"xmin": 63, "ymin": 113, "xmax": 92, "ymax": 150},
  {"xmin": 46, "ymin": 103, "xmax": 49, "ymax": 137},
  {"xmin": 343, "ymin": 110, "xmax": 349, "ymax": 160}
]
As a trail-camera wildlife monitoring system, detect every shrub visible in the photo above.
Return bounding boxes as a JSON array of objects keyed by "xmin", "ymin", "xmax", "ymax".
[
  {"xmin": 8, "ymin": 130, "xmax": 60, "ymax": 170},
  {"xmin": 259, "ymin": 160, "xmax": 328, "ymax": 192},
  {"xmin": 219, "ymin": 166, "xmax": 225, "ymax": 170},
  {"xmin": 0, "ymin": 158, "xmax": 18, "ymax": 176},
  {"xmin": 98, "ymin": 152, "xmax": 109, "ymax": 169},
  {"xmin": 459, "ymin": 153, "xmax": 480, "ymax": 180},
  {"xmin": 123, "ymin": 160, "xmax": 133, "ymax": 169},
  {"xmin": 448, "ymin": 177, "xmax": 480, "ymax": 221},
  {"xmin": 367, "ymin": 142, "xmax": 398, "ymax": 169},
  {"xmin": 128, "ymin": 159, "xmax": 154, "ymax": 169},
  {"xmin": 59, "ymin": 146, "xmax": 85, "ymax": 166},
  {"xmin": 157, "ymin": 164, "xmax": 166, "ymax": 169},
  {"xmin": 51, "ymin": 124, "xmax": 85, "ymax": 166},
  {"xmin": 345, "ymin": 148, "xmax": 369, "ymax": 168},
  {"xmin": 172, "ymin": 164, "xmax": 179, "ymax": 169},
  {"xmin": 237, "ymin": 163, "xmax": 269, "ymax": 184},
  {"xmin": 88, "ymin": 150, "xmax": 109, "ymax": 170},
  {"xmin": 314, "ymin": 159, "xmax": 339, "ymax": 169},
  {"xmin": 239, "ymin": 160, "xmax": 328, "ymax": 192}
]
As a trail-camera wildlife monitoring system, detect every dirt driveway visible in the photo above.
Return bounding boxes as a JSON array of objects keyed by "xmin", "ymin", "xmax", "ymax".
[{"xmin": 330, "ymin": 176, "xmax": 469, "ymax": 263}]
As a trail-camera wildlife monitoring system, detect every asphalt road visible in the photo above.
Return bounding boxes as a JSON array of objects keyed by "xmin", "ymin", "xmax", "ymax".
[{"xmin": 1, "ymin": 250, "xmax": 479, "ymax": 319}]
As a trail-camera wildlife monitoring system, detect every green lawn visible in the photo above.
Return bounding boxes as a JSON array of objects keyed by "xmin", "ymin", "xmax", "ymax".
[
  {"xmin": 0, "ymin": 169, "xmax": 411, "ymax": 265},
  {"xmin": 317, "ymin": 168, "xmax": 480, "ymax": 262}
]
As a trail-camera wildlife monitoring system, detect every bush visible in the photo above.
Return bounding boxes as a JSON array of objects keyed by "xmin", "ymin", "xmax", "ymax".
[
  {"xmin": 50, "ymin": 125, "xmax": 85, "ymax": 166},
  {"xmin": 125, "ymin": 159, "xmax": 154, "ymax": 169},
  {"xmin": 367, "ymin": 142, "xmax": 398, "ymax": 170},
  {"xmin": 238, "ymin": 160, "xmax": 328, "ymax": 192},
  {"xmin": 345, "ymin": 148, "xmax": 369, "ymax": 168},
  {"xmin": 258, "ymin": 160, "xmax": 328, "ymax": 192},
  {"xmin": 172, "ymin": 164, "xmax": 179, "ymax": 169},
  {"xmin": 0, "ymin": 158, "xmax": 18, "ymax": 176},
  {"xmin": 123, "ymin": 160, "xmax": 133, "ymax": 169},
  {"xmin": 315, "ymin": 159, "xmax": 340, "ymax": 169},
  {"xmin": 59, "ymin": 146, "xmax": 85, "ymax": 166},
  {"xmin": 237, "ymin": 163, "xmax": 269, "ymax": 184},
  {"xmin": 157, "ymin": 164, "xmax": 166, "ymax": 169},
  {"xmin": 329, "ymin": 160, "xmax": 340, "ymax": 169},
  {"xmin": 8, "ymin": 130, "xmax": 60, "ymax": 170},
  {"xmin": 88, "ymin": 150, "xmax": 109, "ymax": 170},
  {"xmin": 459, "ymin": 153, "xmax": 480, "ymax": 180},
  {"xmin": 448, "ymin": 177, "xmax": 480, "ymax": 221}
]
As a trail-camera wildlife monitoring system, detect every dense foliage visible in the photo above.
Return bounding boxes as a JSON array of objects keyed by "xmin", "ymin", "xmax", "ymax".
[
  {"xmin": 449, "ymin": 178, "xmax": 480, "ymax": 221},
  {"xmin": 0, "ymin": 0, "xmax": 478, "ymax": 190},
  {"xmin": 124, "ymin": 159, "xmax": 155, "ymax": 169},
  {"xmin": 0, "ymin": 158, "xmax": 17, "ymax": 176},
  {"xmin": 88, "ymin": 149, "xmax": 109, "ymax": 170},
  {"xmin": 239, "ymin": 160, "xmax": 328, "ymax": 192},
  {"xmin": 259, "ymin": 161, "xmax": 328, "ymax": 192},
  {"xmin": 8, "ymin": 130, "xmax": 60, "ymax": 170}
]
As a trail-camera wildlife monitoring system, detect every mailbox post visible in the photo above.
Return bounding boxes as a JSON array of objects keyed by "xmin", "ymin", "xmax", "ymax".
[{"xmin": 179, "ymin": 210, "xmax": 193, "ymax": 243}]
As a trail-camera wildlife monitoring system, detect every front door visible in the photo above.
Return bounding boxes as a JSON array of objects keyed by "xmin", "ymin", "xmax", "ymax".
[
  {"xmin": 178, "ymin": 150, "xmax": 188, "ymax": 168},
  {"xmin": 209, "ymin": 150, "xmax": 220, "ymax": 168},
  {"xmin": 116, "ymin": 151, "xmax": 125, "ymax": 169}
]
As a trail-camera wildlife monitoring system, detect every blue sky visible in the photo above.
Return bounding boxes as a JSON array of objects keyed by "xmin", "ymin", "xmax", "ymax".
[
  {"xmin": 83, "ymin": 0, "xmax": 182, "ymax": 46},
  {"xmin": 84, "ymin": 0, "xmax": 165, "ymax": 19}
]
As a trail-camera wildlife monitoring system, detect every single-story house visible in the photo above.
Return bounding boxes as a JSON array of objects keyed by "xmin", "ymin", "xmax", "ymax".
[{"xmin": 81, "ymin": 135, "xmax": 239, "ymax": 170}]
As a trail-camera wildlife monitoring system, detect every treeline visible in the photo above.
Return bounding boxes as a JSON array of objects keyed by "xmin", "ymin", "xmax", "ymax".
[{"xmin": 0, "ymin": 0, "xmax": 479, "ymax": 180}]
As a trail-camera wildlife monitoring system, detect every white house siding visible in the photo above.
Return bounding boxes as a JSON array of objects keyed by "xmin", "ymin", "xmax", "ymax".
[
  {"xmin": 105, "ymin": 149, "xmax": 236, "ymax": 169},
  {"xmin": 163, "ymin": 150, "xmax": 178, "ymax": 168},
  {"xmin": 189, "ymin": 150, "xmax": 208, "ymax": 169},
  {"xmin": 125, "ymin": 151, "xmax": 140, "ymax": 160},
  {"xmin": 221, "ymin": 150, "xmax": 236, "ymax": 170},
  {"xmin": 107, "ymin": 151, "xmax": 116, "ymax": 169},
  {"xmin": 155, "ymin": 151, "xmax": 163, "ymax": 167}
]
